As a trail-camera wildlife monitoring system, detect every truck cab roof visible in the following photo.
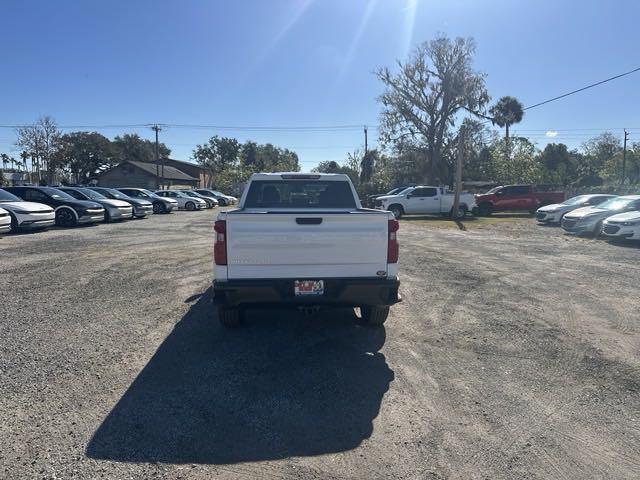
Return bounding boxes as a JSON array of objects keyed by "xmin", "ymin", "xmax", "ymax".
[{"xmin": 248, "ymin": 172, "xmax": 351, "ymax": 181}]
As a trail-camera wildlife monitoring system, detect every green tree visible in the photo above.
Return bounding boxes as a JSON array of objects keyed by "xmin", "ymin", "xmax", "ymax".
[
  {"xmin": 600, "ymin": 142, "xmax": 640, "ymax": 184},
  {"xmin": 490, "ymin": 137, "xmax": 542, "ymax": 184},
  {"xmin": 313, "ymin": 161, "xmax": 342, "ymax": 173},
  {"xmin": 312, "ymin": 159, "xmax": 361, "ymax": 194},
  {"xmin": 192, "ymin": 136, "xmax": 241, "ymax": 189},
  {"xmin": 489, "ymin": 96, "xmax": 524, "ymax": 140},
  {"xmin": 534, "ymin": 143, "xmax": 578, "ymax": 185},
  {"xmin": 377, "ymin": 35, "xmax": 490, "ymax": 183},
  {"xmin": 56, "ymin": 132, "xmax": 114, "ymax": 183},
  {"xmin": 239, "ymin": 141, "xmax": 259, "ymax": 172},
  {"xmin": 111, "ymin": 133, "xmax": 171, "ymax": 163},
  {"xmin": 449, "ymin": 118, "xmax": 496, "ymax": 183},
  {"xmin": 578, "ymin": 132, "xmax": 621, "ymax": 186}
]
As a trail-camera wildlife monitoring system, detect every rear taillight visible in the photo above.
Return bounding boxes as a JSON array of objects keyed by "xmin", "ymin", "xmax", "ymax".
[
  {"xmin": 214, "ymin": 220, "xmax": 227, "ymax": 265},
  {"xmin": 387, "ymin": 219, "xmax": 399, "ymax": 263}
]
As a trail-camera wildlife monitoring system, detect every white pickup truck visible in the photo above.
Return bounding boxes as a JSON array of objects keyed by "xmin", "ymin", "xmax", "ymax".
[
  {"xmin": 375, "ymin": 185, "xmax": 476, "ymax": 219},
  {"xmin": 213, "ymin": 173, "xmax": 401, "ymax": 327}
]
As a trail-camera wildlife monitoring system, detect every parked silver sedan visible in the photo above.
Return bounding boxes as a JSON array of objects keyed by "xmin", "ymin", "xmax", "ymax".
[
  {"xmin": 561, "ymin": 195, "xmax": 640, "ymax": 235},
  {"xmin": 59, "ymin": 187, "xmax": 133, "ymax": 222},
  {"xmin": 535, "ymin": 194, "xmax": 616, "ymax": 224},
  {"xmin": 117, "ymin": 188, "xmax": 178, "ymax": 214},
  {"xmin": 177, "ymin": 190, "xmax": 218, "ymax": 208}
]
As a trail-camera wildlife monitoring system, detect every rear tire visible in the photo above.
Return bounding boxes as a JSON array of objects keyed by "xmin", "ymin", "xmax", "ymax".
[
  {"xmin": 450, "ymin": 205, "xmax": 467, "ymax": 219},
  {"xmin": 218, "ymin": 306, "xmax": 242, "ymax": 328},
  {"xmin": 360, "ymin": 305, "xmax": 390, "ymax": 325},
  {"xmin": 478, "ymin": 203, "xmax": 493, "ymax": 216}
]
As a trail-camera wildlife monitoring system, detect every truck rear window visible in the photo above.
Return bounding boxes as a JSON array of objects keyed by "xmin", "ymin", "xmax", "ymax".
[{"xmin": 244, "ymin": 180, "xmax": 357, "ymax": 209}]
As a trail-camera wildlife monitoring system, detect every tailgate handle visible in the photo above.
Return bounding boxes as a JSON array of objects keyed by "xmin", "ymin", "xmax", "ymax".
[{"xmin": 296, "ymin": 217, "xmax": 322, "ymax": 225}]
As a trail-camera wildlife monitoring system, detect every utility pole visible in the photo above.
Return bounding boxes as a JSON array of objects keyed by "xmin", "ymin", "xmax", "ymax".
[
  {"xmin": 451, "ymin": 126, "xmax": 465, "ymax": 220},
  {"xmin": 622, "ymin": 129, "xmax": 629, "ymax": 185},
  {"xmin": 151, "ymin": 124, "xmax": 162, "ymax": 189},
  {"xmin": 364, "ymin": 125, "xmax": 368, "ymax": 156}
]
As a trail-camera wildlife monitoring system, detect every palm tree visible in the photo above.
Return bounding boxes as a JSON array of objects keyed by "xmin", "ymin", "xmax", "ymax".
[
  {"xmin": 20, "ymin": 151, "xmax": 29, "ymax": 172},
  {"xmin": 489, "ymin": 96, "xmax": 524, "ymax": 140},
  {"xmin": 360, "ymin": 150, "xmax": 376, "ymax": 183},
  {"xmin": 1, "ymin": 153, "xmax": 8, "ymax": 171}
]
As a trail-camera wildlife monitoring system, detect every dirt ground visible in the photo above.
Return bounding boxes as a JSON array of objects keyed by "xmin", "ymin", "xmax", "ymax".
[{"xmin": 0, "ymin": 210, "xmax": 638, "ymax": 479}]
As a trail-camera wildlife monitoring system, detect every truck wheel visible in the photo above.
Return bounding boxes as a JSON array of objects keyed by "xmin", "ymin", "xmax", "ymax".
[
  {"xmin": 388, "ymin": 204, "xmax": 403, "ymax": 219},
  {"xmin": 478, "ymin": 203, "xmax": 493, "ymax": 216},
  {"xmin": 218, "ymin": 306, "xmax": 242, "ymax": 328},
  {"xmin": 450, "ymin": 205, "xmax": 467, "ymax": 218},
  {"xmin": 360, "ymin": 305, "xmax": 390, "ymax": 325}
]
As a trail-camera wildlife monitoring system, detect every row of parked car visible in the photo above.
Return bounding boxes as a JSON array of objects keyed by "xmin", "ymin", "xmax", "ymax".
[
  {"xmin": 367, "ymin": 183, "xmax": 640, "ymax": 241},
  {"xmin": 369, "ymin": 184, "xmax": 568, "ymax": 218},
  {"xmin": 536, "ymin": 194, "xmax": 640, "ymax": 240},
  {"xmin": 0, "ymin": 186, "xmax": 237, "ymax": 234}
]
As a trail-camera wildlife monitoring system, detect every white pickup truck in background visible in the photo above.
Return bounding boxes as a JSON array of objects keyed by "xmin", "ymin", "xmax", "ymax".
[
  {"xmin": 375, "ymin": 185, "xmax": 476, "ymax": 219},
  {"xmin": 213, "ymin": 173, "xmax": 401, "ymax": 327}
]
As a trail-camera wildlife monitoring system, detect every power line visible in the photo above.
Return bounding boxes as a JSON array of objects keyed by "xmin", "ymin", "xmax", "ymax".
[
  {"xmin": 0, "ymin": 122, "xmax": 381, "ymax": 132},
  {"xmin": 0, "ymin": 123, "xmax": 151, "ymax": 129},
  {"xmin": 160, "ymin": 123, "xmax": 376, "ymax": 132},
  {"xmin": 510, "ymin": 127, "xmax": 640, "ymax": 132},
  {"xmin": 524, "ymin": 66, "xmax": 640, "ymax": 110}
]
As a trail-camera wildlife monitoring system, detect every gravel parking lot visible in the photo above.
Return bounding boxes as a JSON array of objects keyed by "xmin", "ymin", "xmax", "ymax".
[{"xmin": 1, "ymin": 211, "xmax": 639, "ymax": 479}]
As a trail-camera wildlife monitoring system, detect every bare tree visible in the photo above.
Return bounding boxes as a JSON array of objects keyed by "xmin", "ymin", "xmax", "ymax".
[
  {"xmin": 16, "ymin": 116, "xmax": 61, "ymax": 184},
  {"xmin": 377, "ymin": 35, "xmax": 490, "ymax": 183}
]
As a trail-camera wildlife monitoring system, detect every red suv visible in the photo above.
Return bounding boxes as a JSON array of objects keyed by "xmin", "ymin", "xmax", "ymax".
[{"xmin": 475, "ymin": 185, "xmax": 565, "ymax": 216}]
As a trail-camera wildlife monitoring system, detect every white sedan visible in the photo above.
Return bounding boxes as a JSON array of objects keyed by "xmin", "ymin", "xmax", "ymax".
[
  {"xmin": 535, "ymin": 194, "xmax": 616, "ymax": 224},
  {"xmin": 154, "ymin": 190, "xmax": 207, "ymax": 210},
  {"xmin": 0, "ymin": 188, "xmax": 55, "ymax": 232},
  {"xmin": 602, "ymin": 211, "xmax": 640, "ymax": 240},
  {"xmin": 0, "ymin": 207, "xmax": 10, "ymax": 234}
]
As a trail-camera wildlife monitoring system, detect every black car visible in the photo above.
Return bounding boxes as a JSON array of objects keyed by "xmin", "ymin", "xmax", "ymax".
[
  {"xmin": 116, "ymin": 188, "xmax": 176, "ymax": 214},
  {"xmin": 195, "ymin": 189, "xmax": 231, "ymax": 206},
  {"xmin": 86, "ymin": 187, "xmax": 153, "ymax": 218},
  {"xmin": 5, "ymin": 186, "xmax": 105, "ymax": 227}
]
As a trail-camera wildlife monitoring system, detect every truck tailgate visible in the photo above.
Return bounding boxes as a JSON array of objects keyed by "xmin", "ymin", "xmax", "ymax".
[{"xmin": 226, "ymin": 212, "xmax": 389, "ymax": 279}]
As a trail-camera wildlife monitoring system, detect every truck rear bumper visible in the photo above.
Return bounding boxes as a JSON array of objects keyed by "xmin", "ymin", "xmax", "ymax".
[{"xmin": 213, "ymin": 277, "xmax": 401, "ymax": 308}]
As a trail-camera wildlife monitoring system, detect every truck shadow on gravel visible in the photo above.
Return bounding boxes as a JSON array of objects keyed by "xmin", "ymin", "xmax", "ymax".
[{"xmin": 86, "ymin": 288, "xmax": 393, "ymax": 465}]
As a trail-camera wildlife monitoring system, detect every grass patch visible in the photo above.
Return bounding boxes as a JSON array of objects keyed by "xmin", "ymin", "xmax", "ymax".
[{"xmin": 400, "ymin": 213, "xmax": 533, "ymax": 230}]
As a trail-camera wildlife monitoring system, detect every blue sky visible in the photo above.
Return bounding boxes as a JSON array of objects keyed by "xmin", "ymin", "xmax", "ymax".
[{"xmin": 1, "ymin": 0, "xmax": 639, "ymax": 169}]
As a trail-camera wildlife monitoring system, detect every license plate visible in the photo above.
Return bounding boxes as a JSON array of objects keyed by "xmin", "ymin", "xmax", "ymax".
[{"xmin": 294, "ymin": 280, "xmax": 324, "ymax": 296}]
